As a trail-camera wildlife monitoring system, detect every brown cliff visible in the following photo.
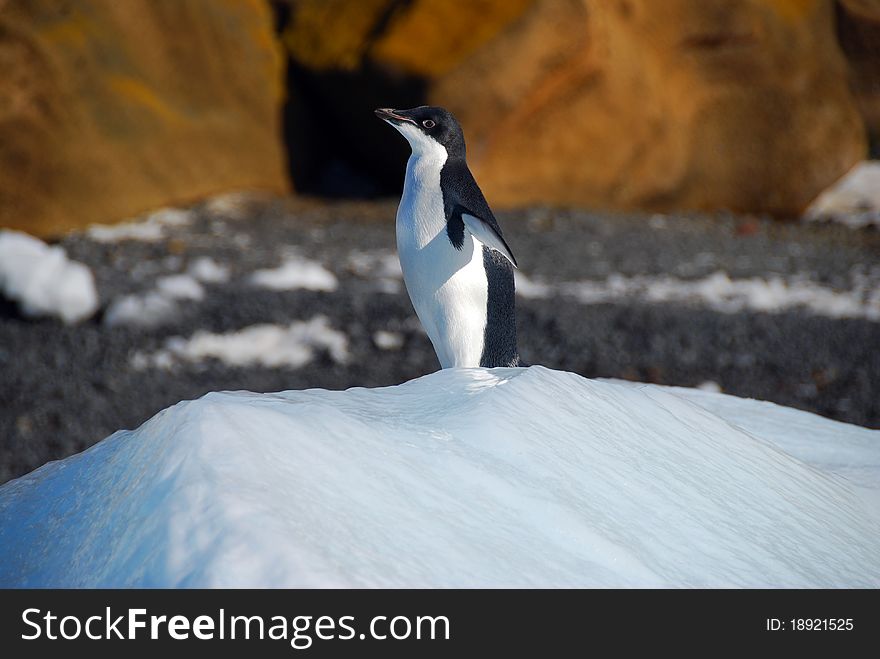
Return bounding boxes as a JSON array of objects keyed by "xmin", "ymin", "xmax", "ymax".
[{"xmin": 0, "ymin": 0, "xmax": 289, "ymax": 237}]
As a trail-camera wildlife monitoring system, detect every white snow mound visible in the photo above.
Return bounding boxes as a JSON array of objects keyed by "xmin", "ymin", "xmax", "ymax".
[
  {"xmin": 0, "ymin": 230, "xmax": 99, "ymax": 323},
  {"xmin": 1, "ymin": 367, "xmax": 878, "ymax": 588}
]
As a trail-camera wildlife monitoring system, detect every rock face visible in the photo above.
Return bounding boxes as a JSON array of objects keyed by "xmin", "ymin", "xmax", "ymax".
[
  {"xmin": 284, "ymin": 0, "xmax": 867, "ymax": 215},
  {"xmin": 280, "ymin": 0, "xmax": 531, "ymax": 75},
  {"xmin": 438, "ymin": 0, "xmax": 866, "ymax": 215},
  {"xmin": 0, "ymin": 0, "xmax": 289, "ymax": 237},
  {"xmin": 2, "ymin": 0, "xmax": 868, "ymax": 228}
]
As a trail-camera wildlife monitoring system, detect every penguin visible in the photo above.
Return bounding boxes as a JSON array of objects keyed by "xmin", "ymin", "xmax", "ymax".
[{"xmin": 375, "ymin": 106, "xmax": 520, "ymax": 369}]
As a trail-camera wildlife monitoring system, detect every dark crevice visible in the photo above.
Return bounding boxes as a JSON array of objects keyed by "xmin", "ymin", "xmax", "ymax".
[
  {"xmin": 282, "ymin": 60, "xmax": 427, "ymax": 197},
  {"xmin": 835, "ymin": 1, "xmax": 880, "ymax": 158},
  {"xmin": 271, "ymin": 0, "xmax": 428, "ymax": 198}
]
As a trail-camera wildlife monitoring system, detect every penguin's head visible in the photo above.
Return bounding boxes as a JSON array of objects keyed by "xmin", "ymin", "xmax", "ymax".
[{"xmin": 375, "ymin": 106, "xmax": 465, "ymax": 159}]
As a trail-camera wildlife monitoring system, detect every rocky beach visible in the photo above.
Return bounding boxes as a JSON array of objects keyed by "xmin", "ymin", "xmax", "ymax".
[{"xmin": 1, "ymin": 194, "xmax": 877, "ymax": 484}]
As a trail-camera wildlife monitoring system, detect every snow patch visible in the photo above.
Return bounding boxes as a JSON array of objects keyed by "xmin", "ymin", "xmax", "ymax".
[
  {"xmin": 1, "ymin": 367, "xmax": 877, "ymax": 588},
  {"xmin": 346, "ymin": 250, "xmax": 402, "ymax": 279},
  {"xmin": 104, "ymin": 294, "xmax": 176, "ymax": 329},
  {"xmin": 202, "ymin": 192, "xmax": 252, "ymax": 220},
  {"xmin": 804, "ymin": 161, "xmax": 880, "ymax": 229},
  {"xmin": 346, "ymin": 250, "xmax": 403, "ymax": 293},
  {"xmin": 0, "ymin": 230, "xmax": 98, "ymax": 323},
  {"xmin": 516, "ymin": 270, "xmax": 880, "ymax": 320},
  {"xmin": 105, "ymin": 274, "xmax": 204, "ymax": 328},
  {"xmin": 156, "ymin": 274, "xmax": 204, "ymax": 301},
  {"xmin": 514, "ymin": 271, "xmax": 554, "ymax": 299},
  {"xmin": 87, "ymin": 208, "xmax": 192, "ymax": 243},
  {"xmin": 249, "ymin": 256, "xmax": 338, "ymax": 292},
  {"xmin": 188, "ymin": 257, "xmax": 230, "ymax": 284},
  {"xmin": 373, "ymin": 330, "xmax": 404, "ymax": 350},
  {"xmin": 132, "ymin": 316, "xmax": 349, "ymax": 370}
]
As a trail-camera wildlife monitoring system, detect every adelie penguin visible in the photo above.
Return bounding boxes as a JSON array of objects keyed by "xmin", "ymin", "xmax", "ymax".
[{"xmin": 375, "ymin": 106, "xmax": 520, "ymax": 369}]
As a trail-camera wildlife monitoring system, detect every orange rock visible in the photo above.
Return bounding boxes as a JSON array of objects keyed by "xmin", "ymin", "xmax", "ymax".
[
  {"xmin": 285, "ymin": 0, "xmax": 867, "ymax": 216},
  {"xmin": 370, "ymin": 0, "xmax": 532, "ymax": 77},
  {"xmin": 281, "ymin": 0, "xmax": 530, "ymax": 75},
  {"xmin": 0, "ymin": 0, "xmax": 289, "ymax": 237},
  {"xmin": 438, "ymin": 0, "xmax": 866, "ymax": 215}
]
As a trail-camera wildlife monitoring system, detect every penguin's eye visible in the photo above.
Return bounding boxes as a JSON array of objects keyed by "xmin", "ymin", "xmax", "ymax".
[{"xmin": 422, "ymin": 119, "xmax": 436, "ymax": 129}]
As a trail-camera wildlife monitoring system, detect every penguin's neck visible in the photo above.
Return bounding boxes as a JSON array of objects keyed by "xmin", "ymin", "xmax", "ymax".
[
  {"xmin": 399, "ymin": 141, "xmax": 449, "ymax": 249},
  {"xmin": 405, "ymin": 145, "xmax": 447, "ymax": 185}
]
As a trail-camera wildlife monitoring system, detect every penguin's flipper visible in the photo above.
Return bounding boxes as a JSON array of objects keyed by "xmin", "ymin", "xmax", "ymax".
[{"xmin": 461, "ymin": 212, "xmax": 518, "ymax": 268}]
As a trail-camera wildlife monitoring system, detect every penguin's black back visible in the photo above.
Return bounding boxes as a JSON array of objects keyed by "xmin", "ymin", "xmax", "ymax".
[{"xmin": 480, "ymin": 246, "xmax": 519, "ymax": 367}]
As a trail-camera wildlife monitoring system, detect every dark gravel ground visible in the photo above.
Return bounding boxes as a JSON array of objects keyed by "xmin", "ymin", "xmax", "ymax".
[{"xmin": 1, "ymin": 195, "xmax": 878, "ymax": 484}]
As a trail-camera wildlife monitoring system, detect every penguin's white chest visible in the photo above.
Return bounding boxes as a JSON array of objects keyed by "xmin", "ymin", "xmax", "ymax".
[{"xmin": 396, "ymin": 153, "xmax": 488, "ymax": 368}]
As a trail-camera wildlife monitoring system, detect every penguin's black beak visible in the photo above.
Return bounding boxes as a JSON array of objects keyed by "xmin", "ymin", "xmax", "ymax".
[{"xmin": 375, "ymin": 108, "xmax": 416, "ymax": 125}]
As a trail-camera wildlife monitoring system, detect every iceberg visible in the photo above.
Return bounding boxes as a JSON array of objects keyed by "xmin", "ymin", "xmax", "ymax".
[{"xmin": 1, "ymin": 367, "xmax": 877, "ymax": 588}]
